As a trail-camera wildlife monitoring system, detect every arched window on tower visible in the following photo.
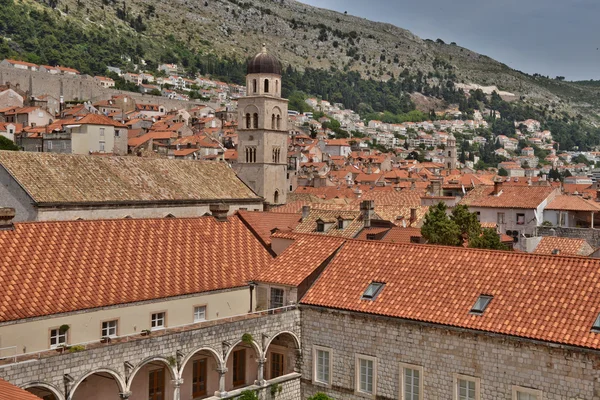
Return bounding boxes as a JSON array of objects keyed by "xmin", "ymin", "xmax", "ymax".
[
  {"xmin": 245, "ymin": 113, "xmax": 251, "ymax": 129},
  {"xmin": 274, "ymin": 190, "xmax": 279, "ymax": 204},
  {"xmin": 264, "ymin": 79, "xmax": 270, "ymax": 93},
  {"xmin": 276, "ymin": 115, "xmax": 281, "ymax": 130},
  {"xmin": 246, "ymin": 147, "xmax": 257, "ymax": 163},
  {"xmin": 253, "ymin": 113, "xmax": 259, "ymax": 129},
  {"xmin": 272, "ymin": 147, "xmax": 281, "ymax": 163},
  {"xmin": 253, "ymin": 79, "xmax": 257, "ymax": 93},
  {"xmin": 271, "ymin": 114, "xmax": 276, "ymax": 130},
  {"xmin": 448, "ymin": 151, "xmax": 452, "ymax": 157},
  {"xmin": 275, "ymin": 80, "xmax": 279, "ymax": 94}
]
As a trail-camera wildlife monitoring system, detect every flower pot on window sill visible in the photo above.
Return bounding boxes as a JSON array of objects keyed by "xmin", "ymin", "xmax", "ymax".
[{"xmin": 100, "ymin": 336, "xmax": 112, "ymax": 344}]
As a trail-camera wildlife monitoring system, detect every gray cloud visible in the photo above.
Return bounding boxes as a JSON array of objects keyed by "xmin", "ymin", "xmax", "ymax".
[{"xmin": 299, "ymin": 0, "xmax": 600, "ymax": 80}]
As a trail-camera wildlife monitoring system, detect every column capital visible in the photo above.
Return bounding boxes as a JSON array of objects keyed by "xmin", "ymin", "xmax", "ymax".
[
  {"xmin": 119, "ymin": 392, "xmax": 132, "ymax": 399},
  {"xmin": 171, "ymin": 378, "xmax": 184, "ymax": 388},
  {"xmin": 216, "ymin": 367, "xmax": 229, "ymax": 374},
  {"xmin": 256, "ymin": 357, "xmax": 267, "ymax": 365}
]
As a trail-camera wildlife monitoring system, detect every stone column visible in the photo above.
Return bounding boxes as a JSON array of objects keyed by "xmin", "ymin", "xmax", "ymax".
[
  {"xmin": 255, "ymin": 357, "xmax": 267, "ymax": 386},
  {"xmin": 172, "ymin": 378, "xmax": 183, "ymax": 400},
  {"xmin": 215, "ymin": 367, "xmax": 228, "ymax": 398}
]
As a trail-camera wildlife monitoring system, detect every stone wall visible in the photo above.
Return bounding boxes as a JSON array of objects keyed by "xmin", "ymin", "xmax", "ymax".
[
  {"xmin": 0, "ymin": 66, "xmax": 201, "ymax": 111},
  {"xmin": 0, "ymin": 309, "xmax": 301, "ymax": 400},
  {"xmin": 300, "ymin": 306, "xmax": 600, "ymax": 400},
  {"xmin": 537, "ymin": 226, "xmax": 600, "ymax": 248}
]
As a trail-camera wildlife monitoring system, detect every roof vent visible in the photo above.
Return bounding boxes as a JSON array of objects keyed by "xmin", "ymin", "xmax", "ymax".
[
  {"xmin": 0, "ymin": 208, "xmax": 15, "ymax": 231},
  {"xmin": 470, "ymin": 295, "xmax": 493, "ymax": 315},
  {"xmin": 551, "ymin": 248, "xmax": 560, "ymax": 255},
  {"xmin": 362, "ymin": 282, "xmax": 385, "ymax": 301}
]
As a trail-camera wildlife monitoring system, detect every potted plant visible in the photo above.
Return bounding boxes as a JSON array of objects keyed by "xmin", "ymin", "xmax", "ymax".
[
  {"xmin": 55, "ymin": 344, "xmax": 69, "ymax": 353},
  {"xmin": 69, "ymin": 345, "xmax": 85, "ymax": 353},
  {"xmin": 141, "ymin": 329, "xmax": 151, "ymax": 336},
  {"xmin": 100, "ymin": 336, "xmax": 112, "ymax": 344}
]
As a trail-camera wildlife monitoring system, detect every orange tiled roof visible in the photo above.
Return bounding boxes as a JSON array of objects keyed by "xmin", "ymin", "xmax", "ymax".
[
  {"xmin": 293, "ymin": 209, "xmax": 364, "ymax": 238},
  {"xmin": 76, "ymin": 113, "xmax": 127, "ymax": 128},
  {"xmin": 460, "ymin": 185, "xmax": 557, "ymax": 209},
  {"xmin": 546, "ymin": 196, "xmax": 600, "ymax": 212},
  {"xmin": 237, "ymin": 210, "xmax": 302, "ymax": 246},
  {"xmin": 254, "ymin": 234, "xmax": 345, "ymax": 286},
  {"xmin": 301, "ymin": 240, "xmax": 600, "ymax": 350},
  {"xmin": 0, "ymin": 378, "xmax": 41, "ymax": 400},
  {"xmin": 0, "ymin": 151, "xmax": 260, "ymax": 204},
  {"xmin": 533, "ymin": 236, "xmax": 594, "ymax": 257},
  {"xmin": 0, "ymin": 216, "xmax": 272, "ymax": 322},
  {"xmin": 381, "ymin": 226, "xmax": 422, "ymax": 243}
]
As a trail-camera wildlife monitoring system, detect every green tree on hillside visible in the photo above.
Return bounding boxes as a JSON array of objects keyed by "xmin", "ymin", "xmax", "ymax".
[
  {"xmin": 421, "ymin": 203, "xmax": 461, "ymax": 246},
  {"xmin": 469, "ymin": 228, "xmax": 508, "ymax": 250}
]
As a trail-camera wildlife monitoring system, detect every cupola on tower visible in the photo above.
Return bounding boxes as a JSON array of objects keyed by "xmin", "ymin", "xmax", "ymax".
[{"xmin": 235, "ymin": 45, "xmax": 289, "ymax": 205}]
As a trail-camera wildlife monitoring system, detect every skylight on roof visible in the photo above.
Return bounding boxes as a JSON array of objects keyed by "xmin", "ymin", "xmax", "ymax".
[
  {"xmin": 362, "ymin": 282, "xmax": 385, "ymax": 300},
  {"xmin": 592, "ymin": 314, "xmax": 600, "ymax": 332},
  {"xmin": 470, "ymin": 295, "xmax": 493, "ymax": 315}
]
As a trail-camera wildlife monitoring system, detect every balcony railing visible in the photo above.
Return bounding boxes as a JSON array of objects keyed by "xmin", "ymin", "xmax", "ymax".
[{"xmin": 0, "ymin": 305, "xmax": 297, "ymax": 367}]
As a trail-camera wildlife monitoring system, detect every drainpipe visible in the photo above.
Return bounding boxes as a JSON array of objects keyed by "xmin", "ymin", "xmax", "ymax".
[{"xmin": 248, "ymin": 281, "xmax": 256, "ymax": 313}]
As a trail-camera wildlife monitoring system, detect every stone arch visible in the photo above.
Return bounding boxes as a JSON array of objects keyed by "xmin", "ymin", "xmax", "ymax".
[
  {"xmin": 180, "ymin": 346, "xmax": 224, "ymax": 372},
  {"xmin": 263, "ymin": 331, "xmax": 301, "ymax": 352},
  {"xmin": 69, "ymin": 368, "xmax": 126, "ymax": 398},
  {"xmin": 21, "ymin": 382, "xmax": 65, "ymax": 400},
  {"xmin": 274, "ymin": 190, "xmax": 279, "ymax": 204},
  {"xmin": 126, "ymin": 356, "xmax": 178, "ymax": 391},
  {"xmin": 224, "ymin": 338, "xmax": 263, "ymax": 363}
]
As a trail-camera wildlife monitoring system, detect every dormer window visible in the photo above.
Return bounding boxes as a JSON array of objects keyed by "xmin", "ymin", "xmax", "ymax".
[
  {"xmin": 362, "ymin": 282, "xmax": 385, "ymax": 300},
  {"xmin": 316, "ymin": 221, "xmax": 325, "ymax": 232},
  {"xmin": 337, "ymin": 218, "xmax": 344, "ymax": 229},
  {"xmin": 470, "ymin": 295, "xmax": 493, "ymax": 315},
  {"xmin": 592, "ymin": 313, "xmax": 600, "ymax": 332}
]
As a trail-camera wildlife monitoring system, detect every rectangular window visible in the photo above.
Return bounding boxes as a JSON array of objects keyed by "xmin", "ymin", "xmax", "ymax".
[
  {"xmin": 194, "ymin": 306, "xmax": 206, "ymax": 323},
  {"xmin": 270, "ymin": 288, "xmax": 284, "ymax": 309},
  {"xmin": 100, "ymin": 128, "xmax": 105, "ymax": 137},
  {"xmin": 233, "ymin": 349, "xmax": 246, "ymax": 387},
  {"xmin": 497, "ymin": 212, "xmax": 505, "ymax": 224},
  {"xmin": 516, "ymin": 213, "xmax": 525, "ymax": 225},
  {"xmin": 192, "ymin": 359, "xmax": 207, "ymax": 397},
  {"xmin": 151, "ymin": 312, "xmax": 165, "ymax": 330},
  {"xmin": 148, "ymin": 368, "xmax": 165, "ymax": 400},
  {"xmin": 270, "ymin": 352, "xmax": 284, "ymax": 379},
  {"xmin": 455, "ymin": 374, "xmax": 480, "ymax": 400},
  {"xmin": 512, "ymin": 386, "xmax": 542, "ymax": 400},
  {"xmin": 400, "ymin": 363, "xmax": 423, "ymax": 400},
  {"xmin": 313, "ymin": 346, "xmax": 332, "ymax": 385},
  {"xmin": 47, "ymin": 141, "xmax": 53, "ymax": 150},
  {"xmin": 355, "ymin": 354, "xmax": 376, "ymax": 396},
  {"xmin": 99, "ymin": 141, "xmax": 105, "ymax": 152},
  {"xmin": 49, "ymin": 328, "xmax": 67, "ymax": 348},
  {"xmin": 101, "ymin": 320, "xmax": 118, "ymax": 338}
]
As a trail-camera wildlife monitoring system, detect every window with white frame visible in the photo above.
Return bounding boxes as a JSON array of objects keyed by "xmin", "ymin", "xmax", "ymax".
[
  {"xmin": 355, "ymin": 354, "xmax": 377, "ymax": 396},
  {"xmin": 512, "ymin": 386, "xmax": 542, "ymax": 400},
  {"xmin": 102, "ymin": 320, "xmax": 118, "ymax": 337},
  {"xmin": 100, "ymin": 128, "xmax": 105, "ymax": 137},
  {"xmin": 400, "ymin": 363, "xmax": 423, "ymax": 400},
  {"xmin": 99, "ymin": 141, "xmax": 105, "ymax": 152},
  {"xmin": 455, "ymin": 374, "xmax": 480, "ymax": 400},
  {"xmin": 313, "ymin": 345, "xmax": 332, "ymax": 386},
  {"xmin": 194, "ymin": 306, "xmax": 206, "ymax": 322},
  {"xmin": 50, "ymin": 328, "xmax": 67, "ymax": 348},
  {"xmin": 151, "ymin": 312, "xmax": 165, "ymax": 330}
]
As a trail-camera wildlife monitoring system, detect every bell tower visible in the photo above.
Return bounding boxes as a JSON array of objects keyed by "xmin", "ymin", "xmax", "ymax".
[
  {"xmin": 447, "ymin": 133, "xmax": 457, "ymax": 170},
  {"xmin": 235, "ymin": 45, "xmax": 288, "ymax": 205}
]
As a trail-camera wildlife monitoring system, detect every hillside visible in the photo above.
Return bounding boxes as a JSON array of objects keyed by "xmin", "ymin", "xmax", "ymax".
[{"xmin": 2, "ymin": 0, "xmax": 600, "ymax": 121}]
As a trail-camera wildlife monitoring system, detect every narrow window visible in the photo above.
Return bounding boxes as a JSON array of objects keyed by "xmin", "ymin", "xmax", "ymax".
[
  {"xmin": 50, "ymin": 328, "xmax": 67, "ymax": 348},
  {"xmin": 274, "ymin": 190, "xmax": 280, "ymax": 204},
  {"xmin": 475, "ymin": 211, "xmax": 480, "ymax": 221},
  {"xmin": 192, "ymin": 359, "xmax": 207, "ymax": 397},
  {"xmin": 272, "ymin": 114, "xmax": 276, "ymax": 130},
  {"xmin": 194, "ymin": 306, "xmax": 206, "ymax": 323},
  {"xmin": 101, "ymin": 320, "xmax": 118, "ymax": 338},
  {"xmin": 362, "ymin": 282, "xmax": 385, "ymax": 300},
  {"xmin": 276, "ymin": 80, "xmax": 279, "ymax": 93},
  {"xmin": 401, "ymin": 365, "xmax": 422, "ymax": 400},
  {"xmin": 270, "ymin": 352, "xmax": 284, "ymax": 378},
  {"xmin": 456, "ymin": 375, "xmax": 480, "ymax": 400},
  {"xmin": 277, "ymin": 115, "xmax": 281, "ymax": 130},
  {"xmin": 99, "ymin": 141, "xmax": 105, "ymax": 152},
  {"xmin": 316, "ymin": 221, "xmax": 325, "ymax": 232},
  {"xmin": 253, "ymin": 113, "xmax": 258, "ymax": 129},
  {"xmin": 497, "ymin": 212, "xmax": 505, "ymax": 224},
  {"xmin": 252, "ymin": 79, "xmax": 257, "ymax": 93},
  {"xmin": 100, "ymin": 127, "xmax": 105, "ymax": 137},
  {"xmin": 233, "ymin": 349, "xmax": 246, "ymax": 387},
  {"xmin": 245, "ymin": 113, "xmax": 251, "ymax": 129},
  {"xmin": 264, "ymin": 79, "xmax": 269, "ymax": 93},
  {"xmin": 356, "ymin": 355, "xmax": 377, "ymax": 395},
  {"xmin": 470, "ymin": 295, "xmax": 493, "ymax": 314},
  {"xmin": 148, "ymin": 368, "xmax": 165, "ymax": 400},
  {"xmin": 517, "ymin": 213, "xmax": 525, "ymax": 225},
  {"xmin": 337, "ymin": 219, "xmax": 344, "ymax": 230},
  {"xmin": 270, "ymin": 287, "xmax": 284, "ymax": 308},
  {"xmin": 151, "ymin": 312, "xmax": 165, "ymax": 330},
  {"xmin": 314, "ymin": 347, "xmax": 331, "ymax": 385}
]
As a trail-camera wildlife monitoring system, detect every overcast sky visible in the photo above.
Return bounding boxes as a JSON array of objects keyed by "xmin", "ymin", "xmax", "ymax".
[{"xmin": 299, "ymin": 0, "xmax": 600, "ymax": 81}]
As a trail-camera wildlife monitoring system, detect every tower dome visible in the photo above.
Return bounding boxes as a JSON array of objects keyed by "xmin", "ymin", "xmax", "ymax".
[{"xmin": 247, "ymin": 44, "xmax": 282, "ymax": 75}]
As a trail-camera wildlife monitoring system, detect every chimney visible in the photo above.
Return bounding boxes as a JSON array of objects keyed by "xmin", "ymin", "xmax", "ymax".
[
  {"xmin": 0, "ymin": 208, "xmax": 15, "ymax": 230},
  {"xmin": 360, "ymin": 200, "xmax": 375, "ymax": 228},
  {"xmin": 209, "ymin": 204, "xmax": 230, "ymax": 222},
  {"xmin": 302, "ymin": 205, "xmax": 310, "ymax": 221},
  {"xmin": 410, "ymin": 208, "xmax": 417, "ymax": 224},
  {"xmin": 492, "ymin": 180, "xmax": 503, "ymax": 196}
]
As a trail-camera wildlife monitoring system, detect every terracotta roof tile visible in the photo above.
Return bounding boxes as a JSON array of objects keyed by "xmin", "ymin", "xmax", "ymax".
[
  {"xmin": 0, "ymin": 216, "xmax": 272, "ymax": 322},
  {"xmin": 460, "ymin": 185, "xmax": 558, "ymax": 209},
  {"xmin": 546, "ymin": 196, "xmax": 600, "ymax": 212},
  {"xmin": 301, "ymin": 240, "xmax": 600, "ymax": 350},
  {"xmin": 0, "ymin": 151, "xmax": 259, "ymax": 204},
  {"xmin": 237, "ymin": 211, "xmax": 301, "ymax": 246},
  {"xmin": 0, "ymin": 378, "xmax": 41, "ymax": 400},
  {"xmin": 534, "ymin": 236, "xmax": 594, "ymax": 256},
  {"xmin": 293, "ymin": 209, "xmax": 364, "ymax": 238}
]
